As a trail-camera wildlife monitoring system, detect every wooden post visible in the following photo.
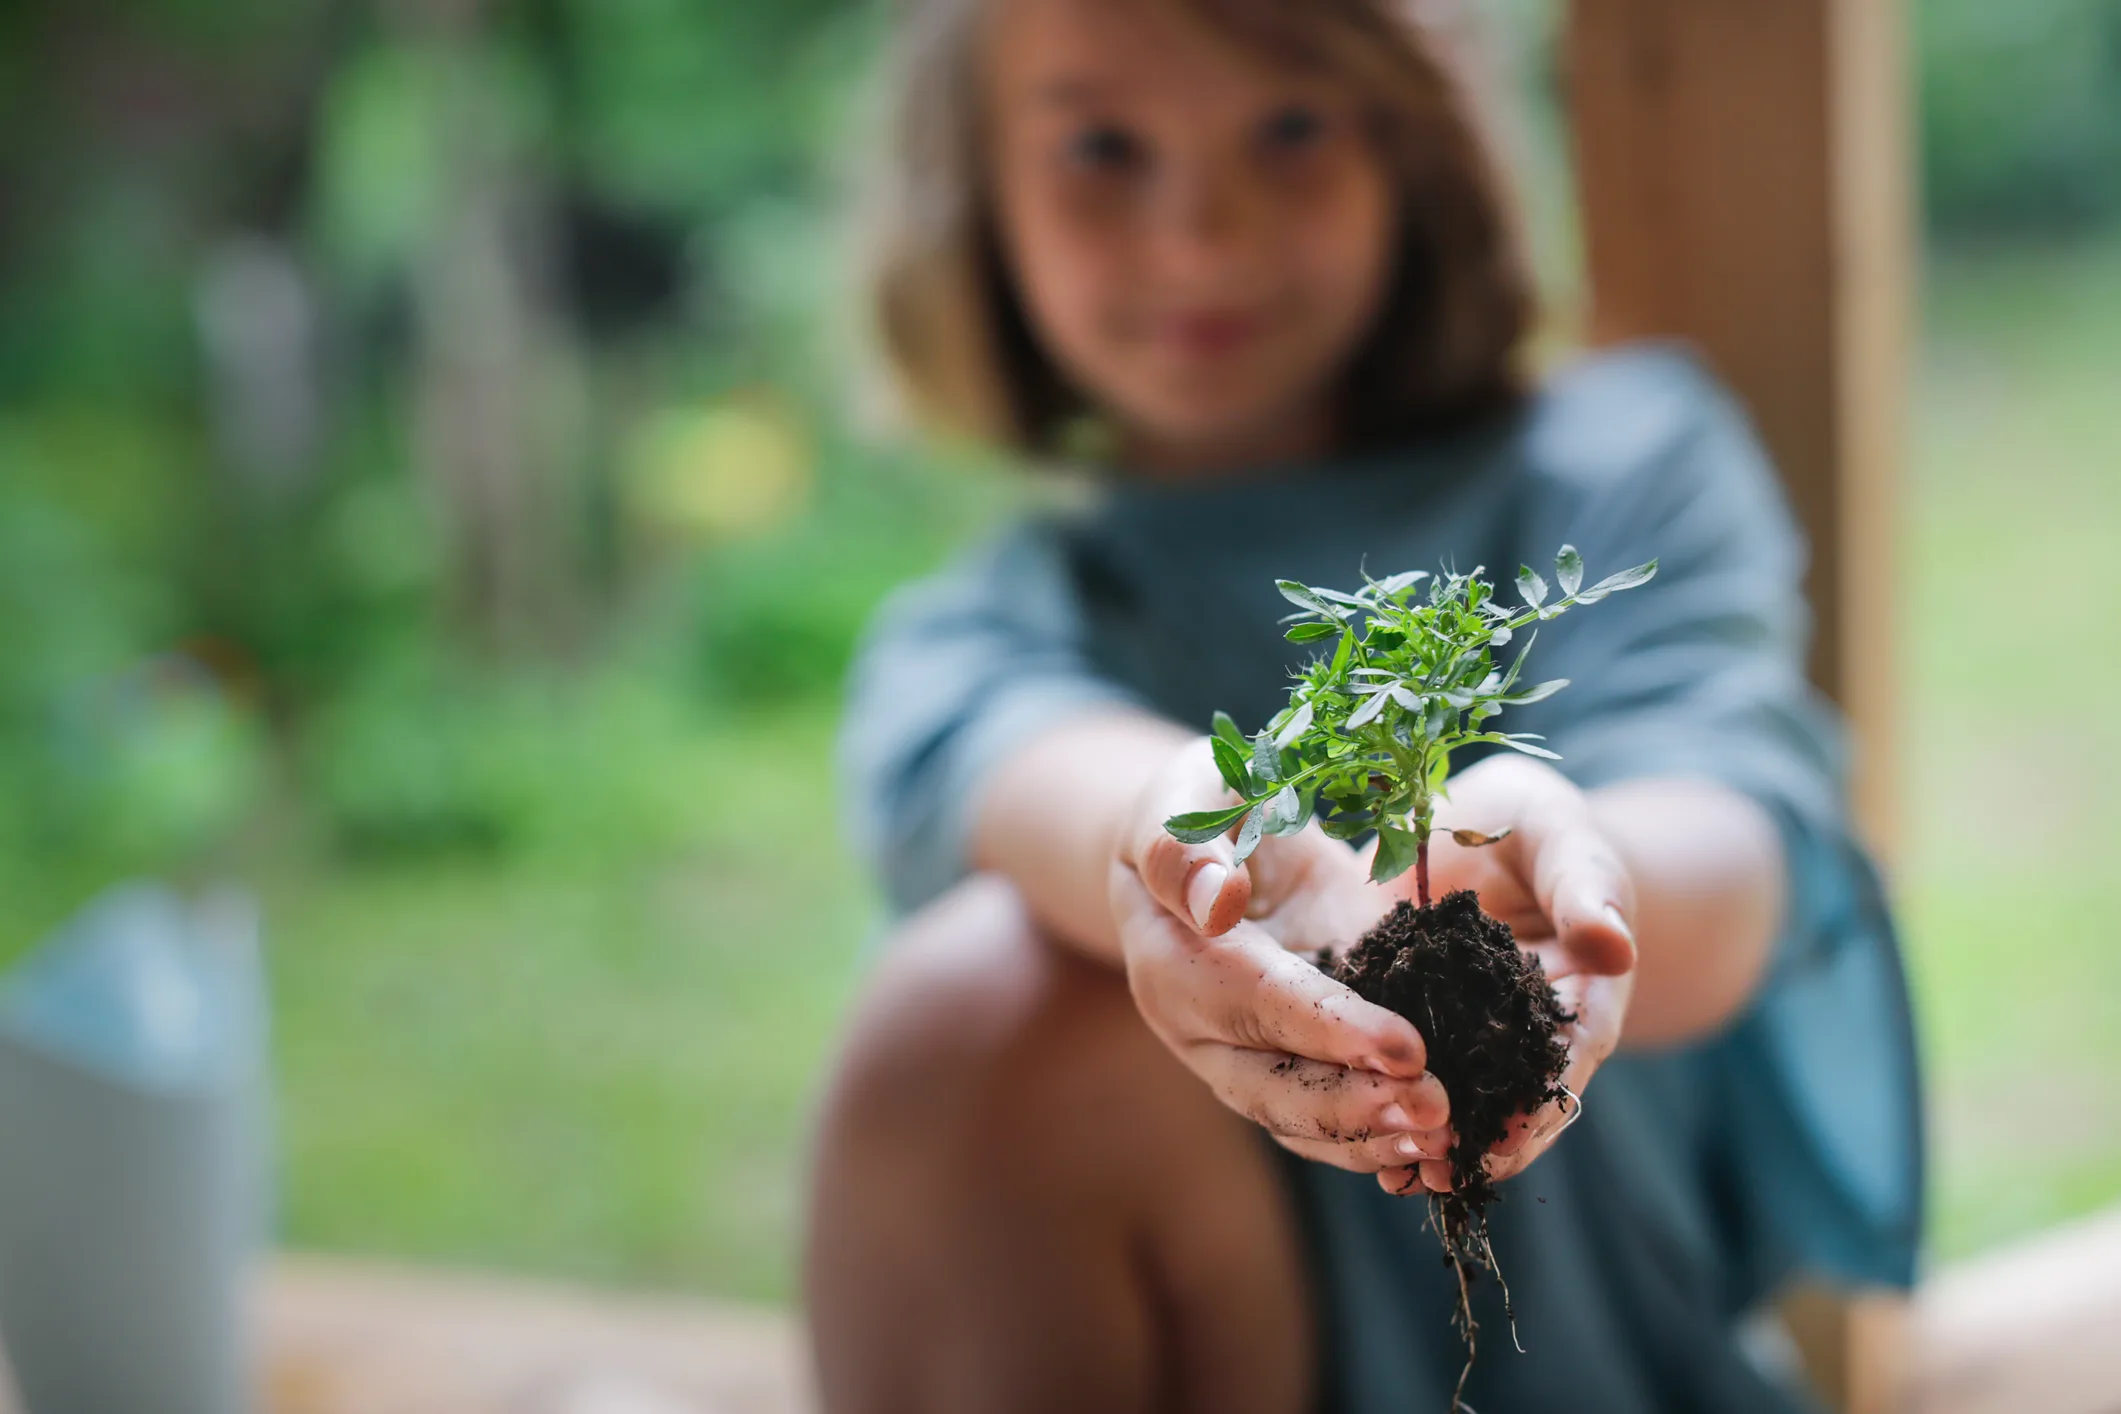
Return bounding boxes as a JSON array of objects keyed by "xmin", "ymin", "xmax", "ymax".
[
  {"xmin": 1563, "ymin": 4, "xmax": 1913, "ymax": 1410},
  {"xmin": 1563, "ymin": 0, "xmax": 1909, "ymax": 862}
]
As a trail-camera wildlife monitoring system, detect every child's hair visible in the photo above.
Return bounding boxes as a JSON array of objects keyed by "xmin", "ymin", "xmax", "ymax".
[{"xmin": 865, "ymin": 0, "xmax": 1537, "ymax": 457}]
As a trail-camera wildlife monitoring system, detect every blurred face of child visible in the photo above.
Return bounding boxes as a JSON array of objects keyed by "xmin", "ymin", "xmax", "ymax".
[{"xmin": 982, "ymin": 0, "xmax": 1398, "ymax": 474}]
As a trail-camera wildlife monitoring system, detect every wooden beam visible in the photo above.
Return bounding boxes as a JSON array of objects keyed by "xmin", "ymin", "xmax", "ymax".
[{"xmin": 1563, "ymin": 0, "xmax": 1910, "ymax": 859}]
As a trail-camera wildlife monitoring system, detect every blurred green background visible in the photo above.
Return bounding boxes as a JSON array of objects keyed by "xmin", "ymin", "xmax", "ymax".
[{"xmin": 0, "ymin": 0, "xmax": 2115, "ymax": 1302}]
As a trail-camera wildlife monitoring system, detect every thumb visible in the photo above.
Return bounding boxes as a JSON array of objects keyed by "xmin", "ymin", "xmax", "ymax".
[
  {"xmin": 1122, "ymin": 740, "xmax": 1256, "ymax": 936},
  {"xmin": 1132, "ymin": 817, "xmax": 1255, "ymax": 936},
  {"xmin": 1517, "ymin": 801, "xmax": 1636, "ymax": 976}
]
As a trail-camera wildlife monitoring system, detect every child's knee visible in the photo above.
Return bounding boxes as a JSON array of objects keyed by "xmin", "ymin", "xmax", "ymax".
[{"xmin": 815, "ymin": 874, "xmax": 1131, "ymax": 1187}]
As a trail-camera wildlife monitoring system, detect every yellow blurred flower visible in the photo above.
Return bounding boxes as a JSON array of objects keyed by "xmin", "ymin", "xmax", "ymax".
[{"xmin": 623, "ymin": 393, "xmax": 812, "ymax": 543}]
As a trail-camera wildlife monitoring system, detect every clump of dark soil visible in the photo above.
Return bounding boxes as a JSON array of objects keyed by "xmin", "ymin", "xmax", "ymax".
[
  {"xmin": 1330, "ymin": 888, "xmax": 1572, "ymax": 1407},
  {"xmin": 1333, "ymin": 889, "xmax": 1571, "ymax": 1199}
]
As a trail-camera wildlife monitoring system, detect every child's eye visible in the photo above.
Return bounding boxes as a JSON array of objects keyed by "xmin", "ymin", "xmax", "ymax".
[
  {"xmin": 1258, "ymin": 105, "xmax": 1326, "ymax": 154},
  {"xmin": 1067, "ymin": 124, "xmax": 1144, "ymax": 172}
]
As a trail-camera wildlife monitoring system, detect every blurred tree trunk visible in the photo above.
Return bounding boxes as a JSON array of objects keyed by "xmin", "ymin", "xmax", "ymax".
[{"xmin": 400, "ymin": 0, "xmax": 588, "ymax": 661}]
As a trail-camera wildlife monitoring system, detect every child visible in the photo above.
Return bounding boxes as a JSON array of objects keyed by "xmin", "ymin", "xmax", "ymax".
[{"xmin": 808, "ymin": 1, "xmax": 1921, "ymax": 1410}]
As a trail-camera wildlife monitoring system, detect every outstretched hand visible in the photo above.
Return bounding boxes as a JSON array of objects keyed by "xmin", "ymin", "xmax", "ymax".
[
  {"xmin": 1112, "ymin": 741, "xmax": 1638, "ymax": 1194},
  {"xmin": 1111, "ymin": 739, "xmax": 1454, "ymax": 1174}
]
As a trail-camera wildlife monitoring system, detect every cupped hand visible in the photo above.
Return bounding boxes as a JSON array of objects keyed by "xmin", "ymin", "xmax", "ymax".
[
  {"xmin": 1375, "ymin": 752, "xmax": 1639, "ymax": 1197},
  {"xmin": 1111, "ymin": 738, "xmax": 1453, "ymax": 1175}
]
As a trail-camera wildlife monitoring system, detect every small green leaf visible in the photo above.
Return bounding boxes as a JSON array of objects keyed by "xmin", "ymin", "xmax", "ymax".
[
  {"xmin": 1425, "ymin": 697, "xmax": 1452, "ymax": 737},
  {"xmin": 1211, "ymin": 710, "xmax": 1246, "ymax": 751},
  {"xmin": 1164, "ymin": 801, "xmax": 1253, "ymax": 843},
  {"xmin": 1327, "ymin": 630, "xmax": 1353, "ymax": 678},
  {"xmin": 1499, "ymin": 734, "xmax": 1563, "ymax": 760},
  {"xmin": 1233, "ymin": 806, "xmax": 1266, "ymax": 863},
  {"xmin": 1376, "ymin": 569, "xmax": 1429, "ymax": 597},
  {"xmin": 1577, "ymin": 559, "xmax": 1659, "ymax": 602},
  {"xmin": 1346, "ymin": 689, "xmax": 1390, "ymax": 729},
  {"xmin": 1369, "ymin": 824, "xmax": 1418, "ymax": 884},
  {"xmin": 1555, "ymin": 545, "xmax": 1583, "ymax": 597},
  {"xmin": 1210, "ymin": 735, "xmax": 1252, "ymax": 795},
  {"xmin": 1273, "ymin": 700, "xmax": 1314, "ymax": 749},
  {"xmin": 1427, "ymin": 747, "xmax": 1452, "ymax": 790},
  {"xmin": 1252, "ymin": 731, "xmax": 1283, "ymax": 783},
  {"xmin": 1284, "ymin": 621, "xmax": 1338, "ymax": 643},
  {"xmin": 1276, "ymin": 581, "xmax": 1343, "ymax": 619},
  {"xmin": 1503, "ymin": 677, "xmax": 1569, "ymax": 706},
  {"xmin": 1365, "ymin": 626, "xmax": 1405, "ymax": 652},
  {"xmin": 1264, "ymin": 784, "xmax": 1301, "ymax": 832},
  {"xmin": 1292, "ymin": 786, "xmax": 1317, "ymax": 833},
  {"xmin": 1517, "ymin": 565, "xmax": 1549, "ymax": 609}
]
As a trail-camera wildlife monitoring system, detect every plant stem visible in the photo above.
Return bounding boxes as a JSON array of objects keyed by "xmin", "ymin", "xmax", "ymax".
[{"xmin": 1415, "ymin": 831, "xmax": 1431, "ymax": 909}]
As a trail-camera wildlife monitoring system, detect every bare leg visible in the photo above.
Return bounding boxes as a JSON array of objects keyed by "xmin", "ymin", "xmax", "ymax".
[{"xmin": 804, "ymin": 874, "xmax": 1316, "ymax": 1414}]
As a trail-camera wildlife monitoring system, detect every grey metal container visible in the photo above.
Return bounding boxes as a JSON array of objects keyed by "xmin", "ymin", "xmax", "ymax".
[{"xmin": 0, "ymin": 885, "xmax": 269, "ymax": 1414}]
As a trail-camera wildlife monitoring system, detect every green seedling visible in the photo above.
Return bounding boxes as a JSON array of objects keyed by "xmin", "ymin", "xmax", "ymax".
[{"xmin": 1163, "ymin": 546, "xmax": 1657, "ymax": 901}]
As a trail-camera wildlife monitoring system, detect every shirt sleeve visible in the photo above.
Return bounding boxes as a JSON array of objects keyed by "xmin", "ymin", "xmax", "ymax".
[
  {"xmin": 1512, "ymin": 347, "xmax": 1853, "ymax": 964},
  {"xmin": 836, "ymin": 519, "xmax": 1147, "ymax": 916},
  {"xmin": 1512, "ymin": 346, "xmax": 1923, "ymax": 1289}
]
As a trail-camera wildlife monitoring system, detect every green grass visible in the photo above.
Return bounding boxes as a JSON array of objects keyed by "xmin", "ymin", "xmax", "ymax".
[
  {"xmin": 214, "ymin": 237, "xmax": 2121, "ymax": 1300},
  {"xmin": 1902, "ymin": 235, "xmax": 2121, "ymax": 1260},
  {"xmin": 265, "ymin": 702, "xmax": 874, "ymax": 1301}
]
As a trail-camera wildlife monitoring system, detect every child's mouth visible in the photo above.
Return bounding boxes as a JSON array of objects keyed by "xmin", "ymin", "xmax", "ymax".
[{"xmin": 1159, "ymin": 310, "xmax": 1265, "ymax": 358}]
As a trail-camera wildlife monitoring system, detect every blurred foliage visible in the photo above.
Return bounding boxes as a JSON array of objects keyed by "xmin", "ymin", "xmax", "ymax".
[
  {"xmin": 0, "ymin": 0, "xmax": 2116, "ymax": 1296},
  {"xmin": 2, "ymin": 0, "xmax": 2116, "ymax": 924},
  {"xmin": 0, "ymin": 0, "xmax": 1012, "ymax": 955},
  {"xmin": 1919, "ymin": 0, "xmax": 2121, "ymax": 236}
]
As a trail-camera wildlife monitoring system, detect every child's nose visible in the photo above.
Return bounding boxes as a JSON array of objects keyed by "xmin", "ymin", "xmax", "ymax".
[{"xmin": 1151, "ymin": 163, "xmax": 1265, "ymax": 277}]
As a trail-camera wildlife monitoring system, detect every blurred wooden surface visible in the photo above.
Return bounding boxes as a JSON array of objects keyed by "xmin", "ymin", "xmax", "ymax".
[
  {"xmin": 1566, "ymin": 0, "xmax": 1911, "ymax": 861},
  {"xmin": 256, "ymin": 1258, "xmax": 812, "ymax": 1414},
  {"xmin": 4, "ymin": 1229, "xmax": 2121, "ymax": 1412}
]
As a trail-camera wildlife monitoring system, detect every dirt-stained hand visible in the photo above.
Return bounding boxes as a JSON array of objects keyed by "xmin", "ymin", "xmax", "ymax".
[{"xmin": 1111, "ymin": 738, "xmax": 1452, "ymax": 1174}]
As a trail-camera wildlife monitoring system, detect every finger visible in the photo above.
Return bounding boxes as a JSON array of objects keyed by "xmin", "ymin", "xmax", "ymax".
[
  {"xmin": 1192, "ymin": 1046, "xmax": 1450, "ymax": 1140},
  {"xmin": 1113, "ymin": 869, "xmax": 1435, "ymax": 1083},
  {"xmin": 1489, "ymin": 1108, "xmax": 1546, "ymax": 1158},
  {"xmin": 1526, "ymin": 816, "xmax": 1637, "ymax": 976},
  {"xmin": 1484, "ymin": 972, "xmax": 1629, "ymax": 1182},
  {"xmin": 1124, "ymin": 742, "xmax": 1255, "ymax": 935},
  {"xmin": 1555, "ymin": 971, "xmax": 1630, "ymax": 1080},
  {"xmin": 1375, "ymin": 1165, "xmax": 1430, "ymax": 1197},
  {"xmin": 1115, "ymin": 864, "xmax": 1429, "ymax": 1074},
  {"xmin": 1152, "ymin": 931, "xmax": 1433, "ymax": 1080},
  {"xmin": 1276, "ymin": 1126, "xmax": 1453, "ymax": 1174}
]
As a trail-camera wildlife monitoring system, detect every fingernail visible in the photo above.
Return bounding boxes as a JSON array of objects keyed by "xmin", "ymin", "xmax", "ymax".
[
  {"xmin": 1603, "ymin": 904, "xmax": 1634, "ymax": 945},
  {"xmin": 1380, "ymin": 1104, "xmax": 1416, "ymax": 1133},
  {"xmin": 1395, "ymin": 1135, "xmax": 1428, "ymax": 1160},
  {"xmin": 1187, "ymin": 863, "xmax": 1228, "ymax": 930}
]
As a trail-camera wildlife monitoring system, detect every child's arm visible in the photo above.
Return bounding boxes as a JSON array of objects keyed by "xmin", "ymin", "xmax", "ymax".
[
  {"xmin": 967, "ymin": 709, "xmax": 1196, "ymax": 967},
  {"xmin": 1586, "ymin": 775, "xmax": 1783, "ymax": 1045}
]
